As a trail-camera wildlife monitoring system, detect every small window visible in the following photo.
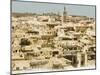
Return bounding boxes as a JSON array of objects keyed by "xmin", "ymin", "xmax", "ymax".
[
  {"xmin": 40, "ymin": 51, "xmax": 43, "ymax": 54},
  {"xmin": 16, "ymin": 67, "xmax": 19, "ymax": 70},
  {"xmin": 15, "ymin": 50, "xmax": 17, "ymax": 53},
  {"xmin": 20, "ymin": 54, "xmax": 23, "ymax": 57},
  {"xmin": 53, "ymin": 51, "xmax": 59, "ymax": 56}
]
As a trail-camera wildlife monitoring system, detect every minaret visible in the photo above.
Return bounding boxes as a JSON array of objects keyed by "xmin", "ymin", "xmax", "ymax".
[
  {"xmin": 63, "ymin": 6, "xmax": 67, "ymax": 23},
  {"xmin": 57, "ymin": 11, "xmax": 60, "ymax": 21}
]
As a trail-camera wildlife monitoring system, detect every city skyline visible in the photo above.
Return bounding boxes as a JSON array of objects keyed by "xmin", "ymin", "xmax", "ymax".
[
  {"xmin": 12, "ymin": 1, "xmax": 96, "ymax": 18},
  {"xmin": 11, "ymin": 1, "xmax": 96, "ymax": 74}
]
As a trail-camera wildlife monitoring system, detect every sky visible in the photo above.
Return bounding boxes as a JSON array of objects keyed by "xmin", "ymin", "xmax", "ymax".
[{"xmin": 12, "ymin": 1, "xmax": 96, "ymax": 18}]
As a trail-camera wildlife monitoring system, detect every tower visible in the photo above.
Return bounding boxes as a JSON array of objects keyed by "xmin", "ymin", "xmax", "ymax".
[{"xmin": 63, "ymin": 6, "xmax": 67, "ymax": 23}]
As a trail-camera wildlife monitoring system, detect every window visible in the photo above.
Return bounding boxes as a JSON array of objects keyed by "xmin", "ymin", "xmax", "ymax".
[
  {"xmin": 20, "ymin": 54, "xmax": 23, "ymax": 57},
  {"xmin": 16, "ymin": 67, "xmax": 20, "ymax": 70}
]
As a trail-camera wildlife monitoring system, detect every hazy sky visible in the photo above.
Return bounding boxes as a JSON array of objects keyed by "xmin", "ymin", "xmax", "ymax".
[{"xmin": 12, "ymin": 1, "xmax": 96, "ymax": 18}]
